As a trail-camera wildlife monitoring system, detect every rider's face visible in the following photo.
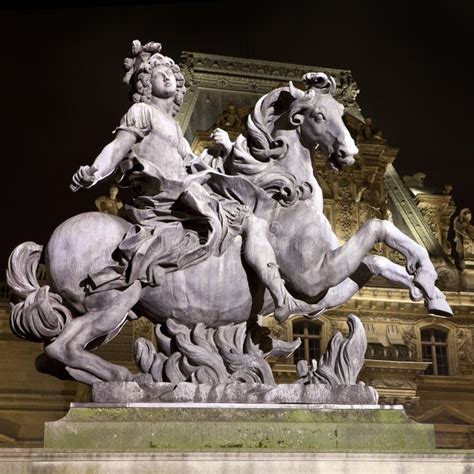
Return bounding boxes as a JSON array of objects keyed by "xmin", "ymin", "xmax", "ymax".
[{"xmin": 151, "ymin": 65, "xmax": 177, "ymax": 99}]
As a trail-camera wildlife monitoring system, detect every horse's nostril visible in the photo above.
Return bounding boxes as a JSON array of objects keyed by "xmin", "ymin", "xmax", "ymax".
[{"xmin": 337, "ymin": 149, "xmax": 347, "ymax": 158}]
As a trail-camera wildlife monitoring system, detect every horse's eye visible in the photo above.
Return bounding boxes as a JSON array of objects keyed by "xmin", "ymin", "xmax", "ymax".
[{"xmin": 314, "ymin": 112, "xmax": 325, "ymax": 122}]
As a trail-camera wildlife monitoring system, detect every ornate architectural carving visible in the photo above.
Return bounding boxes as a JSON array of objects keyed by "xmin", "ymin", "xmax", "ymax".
[
  {"xmin": 455, "ymin": 328, "xmax": 473, "ymax": 374},
  {"xmin": 415, "ymin": 193, "xmax": 455, "ymax": 256},
  {"xmin": 359, "ymin": 360, "xmax": 428, "ymax": 409},
  {"xmin": 334, "ymin": 173, "xmax": 358, "ymax": 242},
  {"xmin": 454, "ymin": 208, "xmax": 474, "ymax": 268}
]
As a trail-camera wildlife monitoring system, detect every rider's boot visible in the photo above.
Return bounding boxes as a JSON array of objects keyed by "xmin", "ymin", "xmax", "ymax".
[{"xmin": 262, "ymin": 263, "xmax": 321, "ymax": 323}]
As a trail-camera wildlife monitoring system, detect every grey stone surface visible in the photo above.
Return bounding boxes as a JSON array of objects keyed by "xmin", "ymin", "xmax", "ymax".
[
  {"xmin": 2, "ymin": 451, "xmax": 474, "ymax": 474},
  {"xmin": 6, "ymin": 39, "xmax": 452, "ymax": 387},
  {"xmin": 92, "ymin": 381, "xmax": 379, "ymax": 405}
]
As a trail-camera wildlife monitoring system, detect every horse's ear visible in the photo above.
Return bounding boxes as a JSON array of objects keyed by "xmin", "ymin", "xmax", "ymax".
[{"xmin": 288, "ymin": 81, "xmax": 304, "ymax": 99}]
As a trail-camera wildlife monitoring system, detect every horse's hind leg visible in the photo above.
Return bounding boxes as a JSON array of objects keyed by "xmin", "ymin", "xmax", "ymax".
[{"xmin": 45, "ymin": 282, "xmax": 142, "ymax": 384}]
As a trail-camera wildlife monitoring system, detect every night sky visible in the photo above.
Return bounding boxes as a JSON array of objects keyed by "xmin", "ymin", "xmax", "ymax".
[{"xmin": 0, "ymin": 0, "xmax": 472, "ymax": 275}]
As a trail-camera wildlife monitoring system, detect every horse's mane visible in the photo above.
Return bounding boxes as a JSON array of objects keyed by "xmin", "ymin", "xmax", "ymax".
[{"xmin": 227, "ymin": 86, "xmax": 315, "ymax": 206}]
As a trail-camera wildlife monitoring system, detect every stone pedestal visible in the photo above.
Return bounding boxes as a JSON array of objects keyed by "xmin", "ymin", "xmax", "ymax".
[
  {"xmin": 44, "ymin": 403, "xmax": 435, "ymax": 452},
  {"xmin": 2, "ymin": 451, "xmax": 474, "ymax": 474}
]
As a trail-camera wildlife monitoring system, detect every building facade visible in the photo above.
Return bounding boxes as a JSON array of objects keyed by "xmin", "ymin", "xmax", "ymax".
[{"xmin": 0, "ymin": 52, "xmax": 472, "ymax": 448}]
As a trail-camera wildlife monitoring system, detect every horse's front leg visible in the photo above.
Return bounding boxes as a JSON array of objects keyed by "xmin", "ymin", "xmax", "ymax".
[
  {"xmin": 315, "ymin": 219, "xmax": 437, "ymax": 299},
  {"xmin": 305, "ymin": 255, "xmax": 452, "ymax": 318},
  {"xmin": 364, "ymin": 255, "xmax": 452, "ymax": 316}
]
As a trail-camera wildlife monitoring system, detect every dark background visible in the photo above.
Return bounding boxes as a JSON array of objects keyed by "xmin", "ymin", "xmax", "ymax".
[{"xmin": 0, "ymin": 0, "xmax": 472, "ymax": 275}]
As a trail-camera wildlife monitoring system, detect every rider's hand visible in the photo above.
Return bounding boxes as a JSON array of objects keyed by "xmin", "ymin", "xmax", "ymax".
[
  {"xmin": 70, "ymin": 165, "xmax": 99, "ymax": 192},
  {"xmin": 210, "ymin": 128, "xmax": 233, "ymax": 158}
]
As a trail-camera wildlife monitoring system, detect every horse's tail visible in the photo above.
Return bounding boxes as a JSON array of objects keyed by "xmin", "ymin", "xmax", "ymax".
[{"xmin": 6, "ymin": 242, "xmax": 72, "ymax": 343}]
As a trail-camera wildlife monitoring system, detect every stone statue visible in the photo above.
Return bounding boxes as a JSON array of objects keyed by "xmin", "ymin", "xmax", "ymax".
[
  {"xmin": 356, "ymin": 117, "xmax": 384, "ymax": 143},
  {"xmin": 403, "ymin": 172, "xmax": 426, "ymax": 189},
  {"xmin": 454, "ymin": 208, "xmax": 474, "ymax": 268},
  {"xmin": 215, "ymin": 104, "xmax": 245, "ymax": 132},
  {"xmin": 6, "ymin": 40, "xmax": 452, "ymax": 389},
  {"xmin": 354, "ymin": 170, "xmax": 383, "ymax": 222},
  {"xmin": 95, "ymin": 186, "xmax": 123, "ymax": 216}
]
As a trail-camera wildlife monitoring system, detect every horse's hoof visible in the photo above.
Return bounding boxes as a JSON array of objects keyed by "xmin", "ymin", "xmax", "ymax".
[{"xmin": 425, "ymin": 297, "xmax": 453, "ymax": 318}]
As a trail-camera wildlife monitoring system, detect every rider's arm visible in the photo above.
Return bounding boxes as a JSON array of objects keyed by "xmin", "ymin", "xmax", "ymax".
[
  {"xmin": 71, "ymin": 103, "xmax": 152, "ymax": 191},
  {"xmin": 95, "ymin": 102, "xmax": 153, "ymax": 179},
  {"xmin": 91, "ymin": 131, "xmax": 137, "ymax": 181}
]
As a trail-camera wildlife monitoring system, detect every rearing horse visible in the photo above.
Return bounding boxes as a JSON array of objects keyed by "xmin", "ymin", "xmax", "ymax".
[{"xmin": 7, "ymin": 72, "xmax": 451, "ymax": 385}]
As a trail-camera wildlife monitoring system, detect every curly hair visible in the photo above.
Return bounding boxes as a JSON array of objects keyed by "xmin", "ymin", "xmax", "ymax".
[{"xmin": 123, "ymin": 40, "xmax": 186, "ymax": 117}]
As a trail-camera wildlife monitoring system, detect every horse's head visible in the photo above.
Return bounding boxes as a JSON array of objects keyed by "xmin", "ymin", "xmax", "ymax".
[
  {"xmin": 229, "ymin": 72, "xmax": 359, "ymax": 205},
  {"xmin": 288, "ymin": 72, "xmax": 358, "ymax": 172}
]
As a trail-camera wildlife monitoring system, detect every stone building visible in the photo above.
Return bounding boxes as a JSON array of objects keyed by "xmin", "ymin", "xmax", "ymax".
[{"xmin": 0, "ymin": 52, "xmax": 472, "ymax": 448}]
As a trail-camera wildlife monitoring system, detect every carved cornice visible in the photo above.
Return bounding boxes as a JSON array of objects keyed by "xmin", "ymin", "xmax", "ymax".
[
  {"xmin": 362, "ymin": 359, "xmax": 429, "ymax": 372},
  {"xmin": 179, "ymin": 51, "xmax": 363, "ymax": 119},
  {"xmin": 181, "ymin": 51, "xmax": 351, "ymax": 84},
  {"xmin": 0, "ymin": 401, "xmax": 69, "ymax": 411}
]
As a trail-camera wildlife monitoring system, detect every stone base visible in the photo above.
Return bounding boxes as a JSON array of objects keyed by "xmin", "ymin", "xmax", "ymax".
[
  {"xmin": 2, "ymin": 451, "xmax": 474, "ymax": 474},
  {"xmin": 92, "ymin": 381, "xmax": 379, "ymax": 404},
  {"xmin": 44, "ymin": 403, "xmax": 435, "ymax": 452}
]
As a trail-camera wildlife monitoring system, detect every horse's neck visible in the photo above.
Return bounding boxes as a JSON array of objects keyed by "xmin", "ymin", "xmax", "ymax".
[
  {"xmin": 272, "ymin": 129, "xmax": 324, "ymax": 210},
  {"xmin": 273, "ymin": 130, "xmax": 312, "ymax": 177}
]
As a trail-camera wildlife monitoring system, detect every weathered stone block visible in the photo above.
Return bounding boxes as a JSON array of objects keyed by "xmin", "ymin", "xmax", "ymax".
[
  {"xmin": 44, "ymin": 404, "xmax": 436, "ymax": 452},
  {"xmin": 92, "ymin": 381, "xmax": 379, "ymax": 405}
]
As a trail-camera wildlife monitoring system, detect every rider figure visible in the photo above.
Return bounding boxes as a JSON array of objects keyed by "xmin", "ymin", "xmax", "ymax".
[{"xmin": 71, "ymin": 40, "xmax": 314, "ymax": 322}]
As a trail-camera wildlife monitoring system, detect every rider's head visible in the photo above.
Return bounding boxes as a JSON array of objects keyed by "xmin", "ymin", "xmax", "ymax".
[{"xmin": 123, "ymin": 40, "xmax": 186, "ymax": 117}]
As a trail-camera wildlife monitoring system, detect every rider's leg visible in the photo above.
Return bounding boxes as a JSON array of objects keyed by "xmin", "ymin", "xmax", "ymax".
[
  {"xmin": 45, "ymin": 281, "xmax": 142, "ymax": 384},
  {"xmin": 242, "ymin": 215, "xmax": 317, "ymax": 322},
  {"xmin": 179, "ymin": 181, "xmax": 222, "ymax": 250}
]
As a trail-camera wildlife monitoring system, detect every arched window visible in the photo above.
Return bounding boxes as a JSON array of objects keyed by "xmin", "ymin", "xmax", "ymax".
[
  {"xmin": 421, "ymin": 328, "xmax": 449, "ymax": 376},
  {"xmin": 292, "ymin": 320, "xmax": 322, "ymax": 364}
]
